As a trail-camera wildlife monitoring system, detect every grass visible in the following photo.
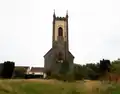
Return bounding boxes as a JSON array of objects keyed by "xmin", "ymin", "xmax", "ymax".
[{"xmin": 0, "ymin": 79, "xmax": 120, "ymax": 94}]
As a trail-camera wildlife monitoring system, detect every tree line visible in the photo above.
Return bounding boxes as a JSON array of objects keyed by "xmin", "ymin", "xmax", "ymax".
[
  {"xmin": 0, "ymin": 59, "xmax": 120, "ymax": 81},
  {"xmin": 74, "ymin": 59, "xmax": 120, "ymax": 81}
]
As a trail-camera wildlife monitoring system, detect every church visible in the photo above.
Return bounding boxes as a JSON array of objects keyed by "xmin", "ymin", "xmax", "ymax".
[{"xmin": 44, "ymin": 11, "xmax": 74, "ymax": 77}]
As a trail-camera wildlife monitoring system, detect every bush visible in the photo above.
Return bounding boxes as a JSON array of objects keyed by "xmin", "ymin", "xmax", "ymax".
[{"xmin": 13, "ymin": 67, "xmax": 26, "ymax": 78}]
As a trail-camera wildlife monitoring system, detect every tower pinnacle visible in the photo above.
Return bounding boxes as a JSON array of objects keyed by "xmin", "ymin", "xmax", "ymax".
[
  {"xmin": 53, "ymin": 9, "xmax": 56, "ymax": 18},
  {"xmin": 66, "ymin": 10, "xmax": 68, "ymax": 18}
]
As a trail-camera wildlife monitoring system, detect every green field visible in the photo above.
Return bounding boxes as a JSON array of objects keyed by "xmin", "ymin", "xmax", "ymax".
[{"xmin": 0, "ymin": 79, "xmax": 120, "ymax": 94}]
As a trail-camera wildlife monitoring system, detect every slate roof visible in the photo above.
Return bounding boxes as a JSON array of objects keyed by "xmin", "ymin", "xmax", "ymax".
[
  {"xmin": 44, "ymin": 48, "xmax": 74, "ymax": 58},
  {"xmin": 43, "ymin": 48, "xmax": 53, "ymax": 57},
  {"xmin": 30, "ymin": 67, "xmax": 44, "ymax": 72}
]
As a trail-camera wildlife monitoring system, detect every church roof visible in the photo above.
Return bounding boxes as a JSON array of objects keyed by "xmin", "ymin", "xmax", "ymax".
[
  {"xmin": 44, "ymin": 48, "xmax": 74, "ymax": 59},
  {"xmin": 43, "ymin": 48, "xmax": 53, "ymax": 57},
  {"xmin": 69, "ymin": 51, "xmax": 75, "ymax": 58}
]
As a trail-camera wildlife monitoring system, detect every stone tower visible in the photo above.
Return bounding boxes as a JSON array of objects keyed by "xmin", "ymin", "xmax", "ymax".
[{"xmin": 44, "ymin": 11, "xmax": 74, "ymax": 76}]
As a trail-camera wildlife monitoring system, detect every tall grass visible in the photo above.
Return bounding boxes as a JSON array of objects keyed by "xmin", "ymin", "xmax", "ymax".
[{"xmin": 0, "ymin": 79, "xmax": 120, "ymax": 94}]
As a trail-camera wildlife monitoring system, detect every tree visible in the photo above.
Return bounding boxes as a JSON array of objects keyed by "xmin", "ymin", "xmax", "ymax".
[
  {"xmin": 1, "ymin": 61, "xmax": 15, "ymax": 78},
  {"xmin": 87, "ymin": 67, "xmax": 99, "ymax": 80},
  {"xmin": 99, "ymin": 59, "xmax": 111, "ymax": 74},
  {"xmin": 0, "ymin": 63, "xmax": 4, "ymax": 77},
  {"xmin": 98, "ymin": 59, "xmax": 111, "ymax": 80},
  {"xmin": 111, "ymin": 60, "xmax": 120, "ymax": 75},
  {"xmin": 74, "ymin": 64, "xmax": 88, "ymax": 80},
  {"xmin": 86, "ymin": 63, "xmax": 100, "ymax": 80}
]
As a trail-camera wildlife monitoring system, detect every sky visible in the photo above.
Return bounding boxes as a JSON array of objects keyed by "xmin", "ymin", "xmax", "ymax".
[{"xmin": 0, "ymin": 0, "xmax": 120, "ymax": 67}]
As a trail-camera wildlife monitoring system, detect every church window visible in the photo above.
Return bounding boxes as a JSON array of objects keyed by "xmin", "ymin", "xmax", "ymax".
[
  {"xmin": 58, "ymin": 52, "xmax": 63, "ymax": 60},
  {"xmin": 58, "ymin": 27, "xmax": 63, "ymax": 36}
]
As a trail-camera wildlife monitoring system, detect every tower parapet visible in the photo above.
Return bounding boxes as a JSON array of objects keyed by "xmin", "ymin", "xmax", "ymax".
[{"xmin": 55, "ymin": 17, "xmax": 67, "ymax": 21}]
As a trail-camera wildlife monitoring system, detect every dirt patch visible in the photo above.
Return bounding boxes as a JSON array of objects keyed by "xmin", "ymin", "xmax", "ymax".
[{"xmin": 83, "ymin": 80, "xmax": 102, "ymax": 93}]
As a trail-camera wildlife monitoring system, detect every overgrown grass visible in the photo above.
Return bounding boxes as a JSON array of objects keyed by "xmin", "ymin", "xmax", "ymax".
[{"xmin": 0, "ymin": 79, "xmax": 120, "ymax": 94}]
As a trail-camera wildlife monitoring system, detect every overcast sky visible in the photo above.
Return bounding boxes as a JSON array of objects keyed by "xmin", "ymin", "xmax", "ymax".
[{"xmin": 0, "ymin": 0, "xmax": 120, "ymax": 67}]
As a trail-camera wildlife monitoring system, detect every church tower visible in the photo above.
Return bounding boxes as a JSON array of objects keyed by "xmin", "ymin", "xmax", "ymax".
[{"xmin": 44, "ymin": 11, "xmax": 74, "ymax": 76}]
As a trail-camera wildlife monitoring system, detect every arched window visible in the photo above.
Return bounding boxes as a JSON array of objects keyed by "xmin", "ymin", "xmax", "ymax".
[
  {"xmin": 58, "ymin": 27, "xmax": 63, "ymax": 36},
  {"xmin": 58, "ymin": 52, "xmax": 63, "ymax": 60}
]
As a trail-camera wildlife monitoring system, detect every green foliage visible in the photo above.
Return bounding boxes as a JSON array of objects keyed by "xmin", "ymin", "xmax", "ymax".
[
  {"xmin": 48, "ymin": 59, "xmax": 120, "ymax": 81},
  {"xmin": 50, "ymin": 60, "xmax": 74, "ymax": 81},
  {"xmin": 56, "ymin": 60, "xmax": 70, "ymax": 81},
  {"xmin": 111, "ymin": 60, "xmax": 120, "ymax": 75},
  {"xmin": 86, "ymin": 63, "xmax": 100, "ymax": 79},
  {"xmin": 74, "ymin": 64, "xmax": 87, "ymax": 80},
  {"xmin": 87, "ymin": 67, "xmax": 98, "ymax": 80},
  {"xmin": 74, "ymin": 63, "xmax": 100, "ymax": 80},
  {"xmin": 59, "ymin": 60, "xmax": 69, "ymax": 75},
  {"xmin": 14, "ymin": 67, "xmax": 26, "ymax": 78}
]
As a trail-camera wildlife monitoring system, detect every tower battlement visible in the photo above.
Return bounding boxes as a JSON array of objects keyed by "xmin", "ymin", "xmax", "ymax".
[{"xmin": 55, "ymin": 17, "xmax": 67, "ymax": 21}]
